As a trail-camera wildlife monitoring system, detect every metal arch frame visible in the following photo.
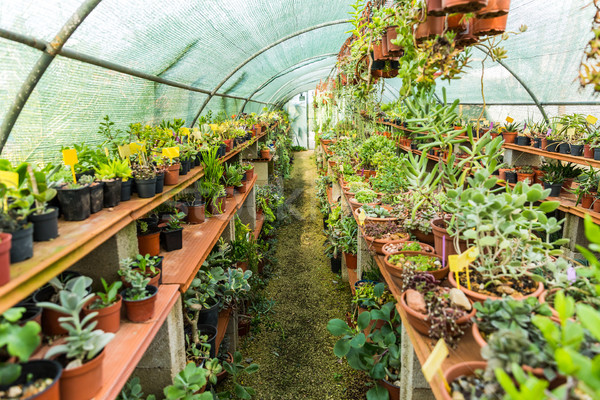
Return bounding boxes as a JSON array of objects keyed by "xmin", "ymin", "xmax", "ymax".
[
  {"xmin": 267, "ymin": 64, "xmax": 335, "ymax": 105},
  {"xmin": 190, "ymin": 19, "xmax": 352, "ymax": 126},
  {"xmin": 473, "ymin": 45, "xmax": 549, "ymax": 123},
  {"xmin": 239, "ymin": 53, "xmax": 338, "ymax": 113},
  {"xmin": 274, "ymin": 77, "xmax": 330, "ymax": 108},
  {"xmin": 0, "ymin": 0, "xmax": 102, "ymax": 153}
]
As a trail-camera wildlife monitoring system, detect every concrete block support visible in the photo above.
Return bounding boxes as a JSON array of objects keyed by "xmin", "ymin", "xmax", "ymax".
[
  {"xmin": 504, "ymin": 149, "xmax": 541, "ymax": 167},
  {"xmin": 133, "ymin": 296, "xmax": 186, "ymax": 397},
  {"xmin": 357, "ymin": 230, "xmax": 370, "ymax": 280},
  {"xmin": 71, "ymin": 221, "xmax": 138, "ymax": 291},
  {"xmin": 254, "ymin": 161, "xmax": 269, "ymax": 186},
  {"xmin": 563, "ymin": 213, "xmax": 589, "ymax": 255},
  {"xmin": 238, "ymin": 184, "xmax": 257, "ymax": 231}
]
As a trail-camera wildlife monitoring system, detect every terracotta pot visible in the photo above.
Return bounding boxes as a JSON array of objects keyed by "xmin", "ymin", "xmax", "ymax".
[
  {"xmin": 415, "ymin": 16, "xmax": 445, "ymax": 41},
  {"xmin": 593, "ymin": 197, "xmax": 600, "ymax": 213},
  {"xmin": 446, "ymin": 14, "xmax": 465, "ymax": 32},
  {"xmin": 541, "ymin": 138, "xmax": 548, "ymax": 150},
  {"xmin": 584, "ymin": 144, "xmax": 595, "ymax": 158},
  {"xmin": 83, "ymin": 295, "xmax": 122, "ymax": 333},
  {"xmin": 122, "ymin": 285, "xmax": 158, "ymax": 322},
  {"xmin": 246, "ymin": 167, "xmax": 255, "ymax": 180},
  {"xmin": 380, "ymin": 378, "xmax": 400, "ymax": 400},
  {"xmin": 476, "ymin": 0, "xmax": 510, "ymax": 18},
  {"xmin": 225, "ymin": 186, "xmax": 234, "ymax": 198},
  {"xmin": 381, "ymin": 32, "xmax": 390, "ymax": 57},
  {"xmin": 349, "ymin": 198, "xmax": 381, "ymax": 212},
  {"xmin": 3, "ymin": 360, "xmax": 62, "ymax": 400},
  {"xmin": 516, "ymin": 172, "xmax": 534, "ymax": 184},
  {"xmin": 442, "ymin": 0, "xmax": 488, "ymax": 13},
  {"xmin": 237, "ymin": 261, "xmax": 248, "ymax": 271},
  {"xmin": 224, "ymin": 139, "xmax": 233, "ymax": 152},
  {"xmin": 382, "ymin": 241, "xmax": 435, "ymax": 256},
  {"xmin": 502, "ymin": 131, "xmax": 517, "ymax": 144},
  {"xmin": 581, "ymin": 193, "xmax": 594, "ymax": 209},
  {"xmin": 538, "ymin": 289, "xmax": 561, "ymax": 324},
  {"xmin": 409, "ymin": 228, "xmax": 435, "ymax": 246},
  {"xmin": 427, "ymin": 0, "xmax": 445, "ymax": 16},
  {"xmin": 59, "ymin": 350, "xmax": 105, "ymax": 400},
  {"xmin": 363, "ymin": 234, "xmax": 409, "ymax": 255},
  {"xmin": 534, "ymin": 170, "xmax": 545, "ymax": 184},
  {"xmin": 0, "ymin": 232, "xmax": 11, "ymax": 286},
  {"xmin": 474, "ymin": 14, "xmax": 508, "ymax": 36},
  {"xmin": 399, "ymin": 291, "xmax": 475, "ymax": 336},
  {"xmin": 164, "ymin": 163, "xmax": 180, "ymax": 185},
  {"xmin": 238, "ymin": 182, "xmax": 248, "ymax": 194},
  {"xmin": 386, "ymin": 26, "xmax": 402, "ymax": 55},
  {"xmin": 447, "ymin": 272, "xmax": 545, "ymax": 302},
  {"xmin": 373, "ymin": 41, "xmax": 385, "ymax": 60},
  {"xmin": 137, "ymin": 231, "xmax": 160, "ymax": 257},
  {"xmin": 441, "ymin": 361, "xmax": 488, "ymax": 400},
  {"xmin": 472, "ymin": 323, "xmax": 487, "ymax": 348},
  {"xmin": 260, "ymin": 149, "xmax": 270, "ymax": 159},
  {"xmin": 344, "ymin": 252, "xmax": 357, "ymax": 270},
  {"xmin": 186, "ymin": 204, "xmax": 205, "ymax": 224},
  {"xmin": 498, "ymin": 168, "xmax": 510, "ymax": 181},
  {"xmin": 431, "ymin": 218, "xmax": 467, "ymax": 263},
  {"xmin": 384, "ymin": 251, "xmax": 448, "ymax": 283}
]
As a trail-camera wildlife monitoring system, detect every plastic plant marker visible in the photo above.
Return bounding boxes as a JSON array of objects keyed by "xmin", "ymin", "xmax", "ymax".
[
  {"xmin": 356, "ymin": 208, "xmax": 366, "ymax": 226},
  {"xmin": 448, "ymin": 247, "xmax": 478, "ymax": 290},
  {"xmin": 0, "ymin": 171, "xmax": 19, "ymax": 188},
  {"xmin": 587, "ymin": 115, "xmax": 598, "ymax": 124},
  {"xmin": 162, "ymin": 147, "xmax": 179, "ymax": 162},
  {"xmin": 490, "ymin": 122, "xmax": 494, "ymax": 129},
  {"xmin": 422, "ymin": 338, "xmax": 450, "ymax": 393},
  {"xmin": 104, "ymin": 147, "xmax": 110, "ymax": 157},
  {"xmin": 505, "ymin": 116, "xmax": 514, "ymax": 123},
  {"xmin": 129, "ymin": 142, "xmax": 145, "ymax": 154},
  {"xmin": 442, "ymin": 235, "xmax": 446, "ymax": 268},
  {"xmin": 62, "ymin": 148, "xmax": 78, "ymax": 184},
  {"xmin": 118, "ymin": 144, "xmax": 132, "ymax": 159},
  {"xmin": 567, "ymin": 128, "xmax": 575, "ymax": 140}
]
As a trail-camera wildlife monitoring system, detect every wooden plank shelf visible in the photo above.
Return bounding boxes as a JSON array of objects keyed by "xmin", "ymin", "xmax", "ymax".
[
  {"xmin": 33, "ymin": 284, "xmax": 181, "ymax": 400},
  {"xmin": 503, "ymin": 143, "xmax": 600, "ymax": 169},
  {"xmin": 0, "ymin": 133, "xmax": 266, "ymax": 315},
  {"xmin": 161, "ymin": 175, "xmax": 257, "ymax": 292},
  {"xmin": 254, "ymin": 213, "xmax": 265, "ymax": 240},
  {"xmin": 215, "ymin": 307, "xmax": 232, "ymax": 355}
]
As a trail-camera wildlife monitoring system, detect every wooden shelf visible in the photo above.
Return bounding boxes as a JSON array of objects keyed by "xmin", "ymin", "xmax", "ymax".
[
  {"xmin": 215, "ymin": 307, "xmax": 232, "ymax": 355},
  {"xmin": 348, "ymin": 268, "xmax": 358, "ymax": 295},
  {"xmin": 161, "ymin": 175, "xmax": 257, "ymax": 292},
  {"xmin": 33, "ymin": 284, "xmax": 181, "ymax": 400},
  {"xmin": 254, "ymin": 213, "xmax": 265, "ymax": 240},
  {"xmin": 503, "ymin": 143, "xmax": 600, "ymax": 169},
  {"xmin": 0, "ymin": 133, "xmax": 266, "ymax": 315}
]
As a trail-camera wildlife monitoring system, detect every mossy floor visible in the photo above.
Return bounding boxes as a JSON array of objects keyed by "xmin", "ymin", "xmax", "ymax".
[{"xmin": 234, "ymin": 150, "xmax": 370, "ymax": 399}]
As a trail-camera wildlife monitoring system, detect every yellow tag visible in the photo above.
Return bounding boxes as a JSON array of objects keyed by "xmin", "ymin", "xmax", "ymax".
[
  {"xmin": 118, "ymin": 144, "xmax": 132, "ymax": 159},
  {"xmin": 352, "ymin": 134, "xmax": 357, "ymax": 139},
  {"xmin": 566, "ymin": 128, "xmax": 575, "ymax": 139},
  {"xmin": 129, "ymin": 142, "xmax": 145, "ymax": 154},
  {"xmin": 104, "ymin": 147, "xmax": 110, "ymax": 158},
  {"xmin": 356, "ymin": 208, "xmax": 367, "ymax": 226},
  {"xmin": 556, "ymin": 123, "xmax": 564, "ymax": 133},
  {"xmin": 422, "ymin": 339, "xmax": 449, "ymax": 382},
  {"xmin": 209, "ymin": 124, "xmax": 218, "ymax": 131},
  {"xmin": 62, "ymin": 149, "xmax": 78, "ymax": 166},
  {"xmin": 179, "ymin": 127, "xmax": 190, "ymax": 136},
  {"xmin": 0, "ymin": 171, "xmax": 19, "ymax": 188},
  {"xmin": 505, "ymin": 116, "xmax": 514, "ymax": 123},
  {"xmin": 448, "ymin": 255, "xmax": 464, "ymax": 273},
  {"xmin": 162, "ymin": 147, "xmax": 180, "ymax": 160},
  {"xmin": 449, "ymin": 247, "xmax": 478, "ymax": 290},
  {"xmin": 587, "ymin": 115, "xmax": 598, "ymax": 124}
]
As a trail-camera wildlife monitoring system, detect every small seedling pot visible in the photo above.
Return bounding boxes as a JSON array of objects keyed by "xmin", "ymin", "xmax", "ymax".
[
  {"xmin": 0, "ymin": 233, "xmax": 11, "ymax": 286},
  {"xmin": 29, "ymin": 208, "xmax": 59, "ymax": 241},
  {"xmin": 122, "ymin": 285, "xmax": 158, "ymax": 322},
  {"xmin": 558, "ymin": 143, "xmax": 571, "ymax": 154},
  {"xmin": 543, "ymin": 182, "xmax": 563, "ymax": 197},
  {"xmin": 570, "ymin": 144, "xmax": 584, "ymax": 157},
  {"xmin": 197, "ymin": 324, "xmax": 218, "ymax": 358},
  {"xmin": 83, "ymin": 295, "xmax": 122, "ymax": 333},
  {"xmin": 57, "ymin": 185, "xmax": 91, "ymax": 221},
  {"xmin": 120, "ymin": 179, "xmax": 132, "ymax": 201},
  {"xmin": 155, "ymin": 171, "xmax": 165, "ymax": 193},
  {"xmin": 180, "ymin": 159, "xmax": 191, "ymax": 175},
  {"xmin": 102, "ymin": 179, "xmax": 122, "ymax": 208},
  {"xmin": 185, "ymin": 203, "xmax": 205, "ymax": 224},
  {"xmin": 164, "ymin": 164, "xmax": 180, "ymax": 185},
  {"xmin": 89, "ymin": 182, "xmax": 104, "ymax": 214},
  {"xmin": 138, "ymin": 229, "xmax": 160, "ymax": 257},
  {"xmin": 161, "ymin": 228, "xmax": 183, "ymax": 252},
  {"xmin": 10, "ymin": 225, "xmax": 33, "ymax": 263},
  {"xmin": 59, "ymin": 350, "xmax": 105, "ymax": 400},
  {"xmin": 135, "ymin": 178, "xmax": 157, "ymax": 199}
]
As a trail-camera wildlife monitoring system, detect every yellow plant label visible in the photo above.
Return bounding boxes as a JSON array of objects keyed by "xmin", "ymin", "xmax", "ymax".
[
  {"xmin": 505, "ymin": 116, "xmax": 514, "ymax": 123},
  {"xmin": 422, "ymin": 339, "xmax": 450, "ymax": 393},
  {"xmin": 0, "ymin": 171, "xmax": 19, "ymax": 188},
  {"xmin": 118, "ymin": 144, "xmax": 132, "ymax": 159},
  {"xmin": 162, "ymin": 147, "xmax": 180, "ymax": 160},
  {"xmin": 62, "ymin": 149, "xmax": 78, "ymax": 166},
  {"xmin": 179, "ymin": 127, "xmax": 190, "ymax": 136},
  {"xmin": 129, "ymin": 142, "xmax": 145, "ymax": 154},
  {"xmin": 209, "ymin": 124, "xmax": 218, "ymax": 131},
  {"xmin": 449, "ymin": 247, "xmax": 478, "ymax": 290},
  {"xmin": 566, "ymin": 128, "xmax": 575, "ymax": 139},
  {"xmin": 448, "ymin": 255, "xmax": 464, "ymax": 273},
  {"xmin": 587, "ymin": 115, "xmax": 598, "ymax": 124},
  {"xmin": 356, "ymin": 208, "xmax": 366, "ymax": 226},
  {"xmin": 104, "ymin": 147, "xmax": 110, "ymax": 158}
]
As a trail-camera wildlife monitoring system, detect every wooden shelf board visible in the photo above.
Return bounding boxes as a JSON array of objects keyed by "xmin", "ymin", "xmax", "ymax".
[
  {"xmin": 0, "ymin": 134, "xmax": 266, "ymax": 315},
  {"xmin": 33, "ymin": 284, "xmax": 180, "ymax": 400},
  {"xmin": 348, "ymin": 268, "xmax": 358, "ymax": 295},
  {"xmin": 254, "ymin": 213, "xmax": 265, "ymax": 240},
  {"xmin": 215, "ymin": 307, "xmax": 232, "ymax": 355},
  {"xmin": 503, "ymin": 143, "xmax": 600, "ymax": 169},
  {"xmin": 161, "ymin": 175, "xmax": 257, "ymax": 292}
]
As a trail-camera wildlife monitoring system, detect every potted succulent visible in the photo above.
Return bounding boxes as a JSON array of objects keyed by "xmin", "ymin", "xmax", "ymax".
[
  {"xmin": 362, "ymin": 220, "xmax": 409, "ymax": 254},
  {"xmin": 83, "ymin": 278, "xmax": 123, "ymax": 333},
  {"xmin": 349, "ymin": 188, "xmax": 380, "ymax": 211},
  {"xmin": 121, "ymin": 254, "xmax": 162, "ymax": 287},
  {"xmin": 136, "ymin": 219, "xmax": 161, "ymax": 257},
  {"xmin": 382, "ymin": 240, "xmax": 435, "ymax": 256},
  {"xmin": 515, "ymin": 165, "xmax": 535, "ymax": 184},
  {"xmin": 119, "ymin": 268, "xmax": 158, "ymax": 322},
  {"xmin": 0, "ymin": 187, "xmax": 33, "ymax": 264},
  {"xmin": 501, "ymin": 122, "xmax": 520, "ymax": 144},
  {"xmin": 26, "ymin": 165, "xmax": 59, "ymax": 242},
  {"xmin": 38, "ymin": 277, "xmax": 114, "ymax": 400},
  {"xmin": 132, "ymin": 161, "xmax": 157, "ymax": 199},
  {"xmin": 324, "ymin": 224, "xmax": 343, "ymax": 274},
  {"xmin": 259, "ymin": 143, "xmax": 270, "ymax": 159},
  {"xmin": 0, "ymin": 306, "xmax": 62, "ymax": 400},
  {"xmin": 55, "ymin": 171, "xmax": 92, "ymax": 221},
  {"xmin": 223, "ymin": 164, "xmax": 242, "ymax": 198},
  {"xmin": 179, "ymin": 192, "xmax": 205, "ymax": 224},
  {"xmin": 384, "ymin": 251, "xmax": 447, "ymax": 282},
  {"xmin": 161, "ymin": 211, "xmax": 185, "ymax": 252},
  {"xmin": 94, "ymin": 159, "xmax": 127, "ymax": 207},
  {"xmin": 541, "ymin": 168, "xmax": 564, "ymax": 197},
  {"xmin": 339, "ymin": 215, "xmax": 358, "ymax": 270}
]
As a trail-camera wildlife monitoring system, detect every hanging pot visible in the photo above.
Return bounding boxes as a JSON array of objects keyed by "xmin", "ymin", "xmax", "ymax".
[
  {"xmin": 89, "ymin": 182, "xmax": 104, "ymax": 214},
  {"xmin": 415, "ymin": 16, "xmax": 445, "ymax": 42},
  {"xmin": 381, "ymin": 31, "xmax": 390, "ymax": 57},
  {"xmin": 135, "ymin": 178, "xmax": 157, "ymax": 199},
  {"xmin": 474, "ymin": 13, "xmax": 508, "ymax": 36},
  {"xmin": 427, "ymin": 0, "xmax": 445, "ymax": 16},
  {"xmin": 373, "ymin": 41, "xmax": 385, "ymax": 61},
  {"xmin": 0, "ymin": 233, "xmax": 11, "ymax": 286},
  {"xmin": 29, "ymin": 208, "xmax": 59, "ymax": 242},
  {"xmin": 121, "ymin": 179, "xmax": 132, "ymax": 201},
  {"xmin": 164, "ymin": 163, "xmax": 180, "ymax": 185},
  {"xmin": 476, "ymin": 0, "xmax": 510, "ymax": 18},
  {"xmin": 102, "ymin": 179, "xmax": 122, "ymax": 208},
  {"xmin": 10, "ymin": 225, "xmax": 33, "ymax": 264},
  {"xmin": 446, "ymin": 14, "xmax": 466, "ymax": 32},
  {"xmin": 155, "ymin": 171, "xmax": 165, "ymax": 193},
  {"xmin": 386, "ymin": 26, "xmax": 402, "ymax": 56},
  {"xmin": 57, "ymin": 185, "xmax": 91, "ymax": 221},
  {"xmin": 122, "ymin": 285, "xmax": 158, "ymax": 322},
  {"xmin": 442, "ymin": 0, "xmax": 488, "ymax": 14}
]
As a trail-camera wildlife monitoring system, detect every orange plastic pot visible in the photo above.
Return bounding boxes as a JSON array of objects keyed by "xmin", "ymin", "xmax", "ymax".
[
  {"xmin": 225, "ymin": 186, "xmax": 234, "ymax": 198},
  {"xmin": 440, "ymin": 361, "xmax": 488, "ymax": 400},
  {"xmin": 442, "ymin": 0, "xmax": 488, "ymax": 13},
  {"xmin": 427, "ymin": 0, "xmax": 445, "ymax": 16},
  {"xmin": 59, "ymin": 350, "xmax": 105, "ymax": 400},
  {"xmin": 474, "ymin": 14, "xmax": 508, "ymax": 36},
  {"xmin": 260, "ymin": 149, "xmax": 270, "ymax": 159},
  {"xmin": 415, "ymin": 16, "xmax": 445, "ymax": 41},
  {"xmin": 186, "ymin": 204, "xmax": 206, "ymax": 224},
  {"xmin": 373, "ymin": 41, "xmax": 385, "ymax": 60},
  {"xmin": 476, "ymin": 0, "xmax": 510, "ymax": 18},
  {"xmin": 83, "ymin": 295, "xmax": 122, "ymax": 333},
  {"xmin": 502, "ymin": 131, "xmax": 517, "ymax": 144},
  {"xmin": 516, "ymin": 172, "xmax": 534, "ymax": 184},
  {"xmin": 137, "ymin": 231, "xmax": 160, "ymax": 257},
  {"xmin": 344, "ymin": 252, "xmax": 357, "ymax": 270},
  {"xmin": 581, "ymin": 193, "xmax": 594, "ymax": 209},
  {"xmin": 0, "ymin": 232, "xmax": 11, "ymax": 286},
  {"xmin": 122, "ymin": 285, "xmax": 158, "ymax": 322},
  {"xmin": 164, "ymin": 163, "xmax": 180, "ymax": 185},
  {"xmin": 431, "ymin": 218, "xmax": 467, "ymax": 262},
  {"xmin": 386, "ymin": 26, "xmax": 402, "ymax": 55}
]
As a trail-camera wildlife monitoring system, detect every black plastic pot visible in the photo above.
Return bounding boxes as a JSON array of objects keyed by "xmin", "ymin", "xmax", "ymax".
[
  {"xmin": 195, "ymin": 154, "xmax": 201, "ymax": 167},
  {"xmin": 323, "ymin": 216, "xmax": 328, "ymax": 230},
  {"xmin": 505, "ymin": 171, "xmax": 518, "ymax": 184},
  {"xmin": 546, "ymin": 140, "xmax": 559, "ymax": 152},
  {"xmin": 10, "ymin": 225, "xmax": 33, "ymax": 263},
  {"xmin": 516, "ymin": 136, "xmax": 530, "ymax": 146},
  {"xmin": 155, "ymin": 172, "xmax": 165, "ymax": 193},
  {"xmin": 90, "ymin": 182, "xmax": 104, "ymax": 214},
  {"xmin": 558, "ymin": 143, "xmax": 571, "ymax": 154},
  {"xmin": 103, "ymin": 179, "xmax": 122, "ymax": 208},
  {"xmin": 180, "ymin": 159, "xmax": 191, "ymax": 176},
  {"xmin": 371, "ymin": 59, "xmax": 386, "ymax": 70},
  {"xmin": 121, "ymin": 179, "xmax": 132, "ymax": 201},
  {"xmin": 571, "ymin": 144, "xmax": 584, "ymax": 157},
  {"xmin": 533, "ymin": 138, "xmax": 542, "ymax": 148},
  {"xmin": 595, "ymin": 148, "xmax": 600, "ymax": 161},
  {"xmin": 544, "ymin": 182, "xmax": 563, "ymax": 197},
  {"xmin": 57, "ymin": 185, "xmax": 91, "ymax": 221},
  {"xmin": 219, "ymin": 143, "xmax": 227, "ymax": 157},
  {"xmin": 161, "ymin": 228, "xmax": 183, "ymax": 251},
  {"xmin": 138, "ymin": 216, "xmax": 160, "ymax": 232},
  {"xmin": 0, "ymin": 360, "xmax": 62, "ymax": 398},
  {"xmin": 197, "ymin": 324, "xmax": 218, "ymax": 358},
  {"xmin": 136, "ymin": 178, "xmax": 157, "ymax": 198},
  {"xmin": 198, "ymin": 299, "xmax": 221, "ymax": 328},
  {"xmin": 331, "ymin": 256, "xmax": 342, "ymax": 274},
  {"xmin": 29, "ymin": 208, "xmax": 59, "ymax": 241}
]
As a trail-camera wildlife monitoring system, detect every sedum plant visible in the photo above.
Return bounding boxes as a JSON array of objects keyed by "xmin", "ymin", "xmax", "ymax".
[
  {"xmin": 38, "ymin": 277, "xmax": 115, "ymax": 369},
  {"xmin": 119, "ymin": 268, "xmax": 151, "ymax": 301},
  {"xmin": 354, "ymin": 188, "xmax": 378, "ymax": 204}
]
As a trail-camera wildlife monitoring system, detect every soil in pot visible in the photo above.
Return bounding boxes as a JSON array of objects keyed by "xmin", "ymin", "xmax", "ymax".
[
  {"xmin": 57, "ymin": 185, "xmax": 91, "ymax": 221},
  {"xmin": 382, "ymin": 241, "xmax": 435, "ymax": 256},
  {"xmin": 121, "ymin": 179, "xmax": 132, "ymax": 201},
  {"xmin": 83, "ymin": 295, "xmax": 122, "ymax": 333},
  {"xmin": 474, "ymin": 13, "xmax": 507, "ymax": 36},
  {"xmin": 58, "ymin": 350, "xmax": 104, "ymax": 400},
  {"xmin": 102, "ymin": 179, "xmax": 121, "ymax": 208},
  {"xmin": 10, "ymin": 225, "xmax": 33, "ymax": 264},
  {"xmin": 161, "ymin": 228, "xmax": 183, "ymax": 252},
  {"xmin": 450, "ymin": 269, "xmax": 543, "ymax": 301},
  {"xmin": 0, "ymin": 359, "xmax": 62, "ymax": 400},
  {"xmin": 29, "ymin": 208, "xmax": 59, "ymax": 242},
  {"xmin": 384, "ymin": 251, "xmax": 448, "ymax": 282},
  {"xmin": 122, "ymin": 285, "xmax": 158, "ymax": 322},
  {"xmin": 89, "ymin": 182, "xmax": 104, "ymax": 214},
  {"xmin": 135, "ymin": 178, "xmax": 157, "ymax": 199}
]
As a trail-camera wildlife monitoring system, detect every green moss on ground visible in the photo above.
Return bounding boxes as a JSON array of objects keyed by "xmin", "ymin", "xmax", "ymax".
[{"xmin": 226, "ymin": 151, "xmax": 370, "ymax": 399}]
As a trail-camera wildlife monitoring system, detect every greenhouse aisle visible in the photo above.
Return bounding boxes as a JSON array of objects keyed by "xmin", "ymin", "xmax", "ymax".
[{"xmin": 235, "ymin": 150, "xmax": 369, "ymax": 399}]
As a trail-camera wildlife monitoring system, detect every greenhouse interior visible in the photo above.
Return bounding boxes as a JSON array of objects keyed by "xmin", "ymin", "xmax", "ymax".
[{"xmin": 2, "ymin": 0, "xmax": 600, "ymax": 399}]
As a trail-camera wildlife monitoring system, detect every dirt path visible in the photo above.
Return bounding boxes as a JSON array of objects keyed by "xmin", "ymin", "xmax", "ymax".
[{"xmin": 236, "ymin": 150, "xmax": 369, "ymax": 399}]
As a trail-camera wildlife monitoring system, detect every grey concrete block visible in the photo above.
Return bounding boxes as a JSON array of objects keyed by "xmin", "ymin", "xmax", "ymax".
[{"xmin": 504, "ymin": 149, "xmax": 541, "ymax": 167}]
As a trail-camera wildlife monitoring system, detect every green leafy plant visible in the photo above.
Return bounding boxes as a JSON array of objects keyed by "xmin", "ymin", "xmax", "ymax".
[
  {"xmin": 220, "ymin": 351, "xmax": 259, "ymax": 399},
  {"xmin": 354, "ymin": 188, "xmax": 378, "ymax": 204},
  {"xmin": 0, "ymin": 307, "xmax": 41, "ymax": 385},
  {"xmin": 165, "ymin": 211, "xmax": 186, "ymax": 231},
  {"xmin": 119, "ymin": 269, "xmax": 151, "ymax": 301},
  {"xmin": 88, "ymin": 278, "xmax": 123, "ymax": 310},
  {"xmin": 163, "ymin": 362, "xmax": 211, "ymax": 400}
]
